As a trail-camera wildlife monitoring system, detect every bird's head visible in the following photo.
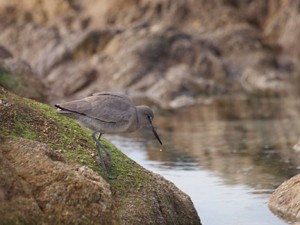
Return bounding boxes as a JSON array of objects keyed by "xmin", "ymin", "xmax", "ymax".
[{"xmin": 136, "ymin": 105, "xmax": 162, "ymax": 145}]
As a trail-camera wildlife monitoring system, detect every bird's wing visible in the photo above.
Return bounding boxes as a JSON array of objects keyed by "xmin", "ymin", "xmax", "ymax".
[
  {"xmin": 92, "ymin": 92, "xmax": 133, "ymax": 104},
  {"xmin": 57, "ymin": 93, "xmax": 135, "ymax": 124}
]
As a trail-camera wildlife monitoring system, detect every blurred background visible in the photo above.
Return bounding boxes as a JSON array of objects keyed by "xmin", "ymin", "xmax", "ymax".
[{"xmin": 1, "ymin": 1, "xmax": 300, "ymax": 224}]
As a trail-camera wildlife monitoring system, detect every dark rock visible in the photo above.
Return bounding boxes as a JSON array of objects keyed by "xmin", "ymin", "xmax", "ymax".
[{"xmin": 0, "ymin": 46, "xmax": 12, "ymax": 59}]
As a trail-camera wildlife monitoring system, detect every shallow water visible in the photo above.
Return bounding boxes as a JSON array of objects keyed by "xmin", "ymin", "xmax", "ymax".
[{"xmin": 108, "ymin": 98, "xmax": 300, "ymax": 225}]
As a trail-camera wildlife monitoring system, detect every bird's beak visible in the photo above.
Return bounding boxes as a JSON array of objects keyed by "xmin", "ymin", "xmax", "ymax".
[{"xmin": 148, "ymin": 118, "xmax": 163, "ymax": 145}]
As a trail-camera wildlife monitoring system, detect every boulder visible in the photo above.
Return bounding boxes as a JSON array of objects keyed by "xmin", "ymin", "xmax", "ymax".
[
  {"xmin": 0, "ymin": 49, "xmax": 47, "ymax": 101},
  {"xmin": 0, "ymin": 138, "xmax": 112, "ymax": 225},
  {"xmin": 0, "ymin": 87, "xmax": 201, "ymax": 225},
  {"xmin": 268, "ymin": 174, "xmax": 300, "ymax": 223}
]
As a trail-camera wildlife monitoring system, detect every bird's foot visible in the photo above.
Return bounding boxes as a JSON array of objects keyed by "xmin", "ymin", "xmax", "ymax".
[{"xmin": 96, "ymin": 157, "xmax": 116, "ymax": 179}]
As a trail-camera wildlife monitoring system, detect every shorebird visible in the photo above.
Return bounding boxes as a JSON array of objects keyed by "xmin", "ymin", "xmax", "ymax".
[{"xmin": 55, "ymin": 92, "xmax": 162, "ymax": 178}]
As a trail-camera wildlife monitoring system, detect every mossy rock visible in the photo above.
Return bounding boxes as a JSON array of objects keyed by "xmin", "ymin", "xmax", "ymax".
[
  {"xmin": 0, "ymin": 59, "xmax": 47, "ymax": 102},
  {"xmin": 0, "ymin": 87, "xmax": 201, "ymax": 225}
]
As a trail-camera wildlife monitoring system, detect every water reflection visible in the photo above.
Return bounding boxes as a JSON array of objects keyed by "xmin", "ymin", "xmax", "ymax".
[{"xmin": 107, "ymin": 97, "xmax": 300, "ymax": 225}]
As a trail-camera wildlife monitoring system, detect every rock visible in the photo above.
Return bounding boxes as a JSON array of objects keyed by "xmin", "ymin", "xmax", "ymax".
[
  {"xmin": 0, "ymin": 87, "xmax": 201, "ymax": 225},
  {"xmin": 240, "ymin": 67, "xmax": 288, "ymax": 94},
  {"xmin": 0, "ymin": 45, "xmax": 13, "ymax": 59},
  {"xmin": 0, "ymin": 149, "xmax": 44, "ymax": 225},
  {"xmin": 0, "ymin": 54, "xmax": 47, "ymax": 102},
  {"xmin": 0, "ymin": 138, "xmax": 112, "ymax": 225},
  {"xmin": 146, "ymin": 63, "xmax": 214, "ymax": 108},
  {"xmin": 268, "ymin": 174, "xmax": 300, "ymax": 223},
  {"xmin": 265, "ymin": 1, "xmax": 300, "ymax": 60},
  {"xmin": 0, "ymin": 0, "xmax": 298, "ymax": 109},
  {"xmin": 293, "ymin": 140, "xmax": 300, "ymax": 152}
]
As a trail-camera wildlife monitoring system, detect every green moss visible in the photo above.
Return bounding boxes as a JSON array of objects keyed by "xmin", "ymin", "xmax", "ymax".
[
  {"xmin": 14, "ymin": 119, "xmax": 37, "ymax": 140},
  {"xmin": 0, "ymin": 70, "xmax": 22, "ymax": 91},
  {"xmin": 1, "ymin": 215, "xmax": 30, "ymax": 225}
]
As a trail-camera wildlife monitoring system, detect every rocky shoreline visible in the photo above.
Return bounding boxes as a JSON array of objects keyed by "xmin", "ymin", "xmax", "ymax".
[{"xmin": 1, "ymin": 0, "xmax": 300, "ymax": 223}]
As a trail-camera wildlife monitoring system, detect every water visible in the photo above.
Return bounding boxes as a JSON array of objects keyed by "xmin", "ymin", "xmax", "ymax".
[{"xmin": 107, "ymin": 97, "xmax": 300, "ymax": 225}]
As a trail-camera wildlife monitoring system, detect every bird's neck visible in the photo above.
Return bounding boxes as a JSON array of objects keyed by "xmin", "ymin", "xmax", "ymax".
[{"xmin": 136, "ymin": 106, "xmax": 149, "ymax": 128}]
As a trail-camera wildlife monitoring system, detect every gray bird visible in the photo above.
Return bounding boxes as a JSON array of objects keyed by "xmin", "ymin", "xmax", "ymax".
[{"xmin": 55, "ymin": 92, "xmax": 162, "ymax": 178}]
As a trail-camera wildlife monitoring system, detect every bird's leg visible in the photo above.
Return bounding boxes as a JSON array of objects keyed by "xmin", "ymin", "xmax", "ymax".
[
  {"xmin": 92, "ymin": 130, "xmax": 113, "ymax": 179},
  {"xmin": 97, "ymin": 132, "xmax": 112, "ymax": 168},
  {"xmin": 92, "ymin": 130, "xmax": 107, "ymax": 170}
]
